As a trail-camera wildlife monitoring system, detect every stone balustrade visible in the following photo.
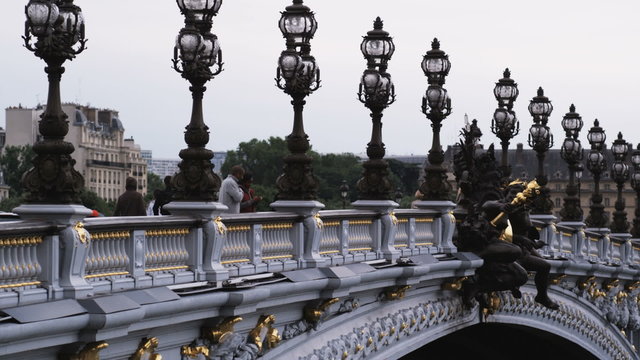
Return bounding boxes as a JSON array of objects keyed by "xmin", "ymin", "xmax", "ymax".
[
  {"xmin": 0, "ymin": 208, "xmax": 450, "ymax": 308},
  {"xmin": 2, "ymin": 206, "xmax": 640, "ymax": 312},
  {"xmin": 3, "ymin": 206, "xmax": 640, "ymax": 359}
]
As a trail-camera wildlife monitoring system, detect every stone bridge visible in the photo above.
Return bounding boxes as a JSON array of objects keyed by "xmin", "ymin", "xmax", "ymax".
[{"xmin": 0, "ymin": 202, "xmax": 639, "ymax": 359}]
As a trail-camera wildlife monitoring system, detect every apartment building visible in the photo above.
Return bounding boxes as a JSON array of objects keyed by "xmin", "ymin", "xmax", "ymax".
[{"xmin": 4, "ymin": 104, "xmax": 147, "ymax": 201}]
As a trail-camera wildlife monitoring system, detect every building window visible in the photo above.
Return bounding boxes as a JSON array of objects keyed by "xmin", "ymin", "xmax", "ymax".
[
  {"xmin": 605, "ymin": 198, "xmax": 610, "ymax": 207},
  {"xmin": 555, "ymin": 198, "xmax": 561, "ymax": 207}
]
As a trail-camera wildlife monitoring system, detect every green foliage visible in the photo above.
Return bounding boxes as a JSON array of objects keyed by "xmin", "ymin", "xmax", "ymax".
[
  {"xmin": 79, "ymin": 189, "xmax": 114, "ymax": 216},
  {"xmin": 145, "ymin": 172, "xmax": 164, "ymax": 203},
  {"xmin": 0, "ymin": 145, "xmax": 35, "ymax": 197},
  {"xmin": 314, "ymin": 152, "xmax": 362, "ymax": 207},
  {"xmin": 0, "ymin": 195, "xmax": 24, "ymax": 213},
  {"xmin": 387, "ymin": 159, "xmax": 421, "ymax": 198},
  {"xmin": 252, "ymin": 184, "xmax": 278, "ymax": 212},
  {"xmin": 222, "ymin": 137, "xmax": 422, "ymax": 210},
  {"xmin": 221, "ymin": 137, "xmax": 288, "ymax": 185}
]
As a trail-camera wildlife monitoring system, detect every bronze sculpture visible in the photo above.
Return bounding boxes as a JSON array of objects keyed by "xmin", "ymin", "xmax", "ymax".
[{"xmin": 453, "ymin": 122, "xmax": 558, "ymax": 310}]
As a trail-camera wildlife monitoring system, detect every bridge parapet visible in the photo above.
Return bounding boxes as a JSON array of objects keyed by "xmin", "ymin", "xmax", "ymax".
[
  {"xmin": 0, "ymin": 208, "xmax": 449, "ymax": 308},
  {"xmin": 4, "ymin": 208, "xmax": 640, "ymax": 359}
]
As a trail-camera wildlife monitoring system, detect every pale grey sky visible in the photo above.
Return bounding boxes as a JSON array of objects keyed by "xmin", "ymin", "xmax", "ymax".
[{"xmin": 2, "ymin": 1, "xmax": 639, "ymax": 159}]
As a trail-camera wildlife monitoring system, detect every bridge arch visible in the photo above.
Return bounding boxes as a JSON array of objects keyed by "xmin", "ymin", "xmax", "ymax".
[
  {"xmin": 409, "ymin": 323, "xmax": 597, "ymax": 359},
  {"xmin": 276, "ymin": 284, "xmax": 635, "ymax": 360}
]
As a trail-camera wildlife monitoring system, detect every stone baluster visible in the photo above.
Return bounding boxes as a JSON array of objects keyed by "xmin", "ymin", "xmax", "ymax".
[
  {"xmin": 250, "ymin": 224, "xmax": 265, "ymax": 273},
  {"xmin": 339, "ymin": 220, "xmax": 350, "ymax": 263}
]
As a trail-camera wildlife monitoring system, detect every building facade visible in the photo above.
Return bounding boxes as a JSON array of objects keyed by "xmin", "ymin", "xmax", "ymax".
[
  {"xmin": 146, "ymin": 158, "xmax": 181, "ymax": 178},
  {"xmin": 4, "ymin": 104, "xmax": 147, "ymax": 201},
  {"xmin": 146, "ymin": 153, "xmax": 227, "ymax": 178}
]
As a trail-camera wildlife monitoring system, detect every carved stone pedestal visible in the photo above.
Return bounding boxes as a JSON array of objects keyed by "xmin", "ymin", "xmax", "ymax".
[
  {"xmin": 271, "ymin": 200, "xmax": 326, "ymax": 268},
  {"xmin": 164, "ymin": 201, "xmax": 229, "ymax": 282},
  {"xmin": 412, "ymin": 200, "xmax": 456, "ymax": 254},
  {"xmin": 13, "ymin": 204, "xmax": 92, "ymax": 225},
  {"xmin": 609, "ymin": 232, "xmax": 632, "ymax": 266},
  {"xmin": 164, "ymin": 201, "xmax": 228, "ymax": 219},
  {"xmin": 530, "ymin": 214, "xmax": 557, "ymax": 257},
  {"xmin": 585, "ymin": 227, "xmax": 611, "ymax": 263},
  {"xmin": 351, "ymin": 200, "xmax": 400, "ymax": 261},
  {"xmin": 14, "ymin": 204, "xmax": 94, "ymax": 299},
  {"xmin": 556, "ymin": 221, "xmax": 586, "ymax": 260}
]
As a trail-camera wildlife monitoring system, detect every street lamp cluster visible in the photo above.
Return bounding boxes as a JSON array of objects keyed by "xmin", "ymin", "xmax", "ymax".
[
  {"xmin": 17, "ymin": 0, "xmax": 640, "ymax": 238},
  {"xmin": 22, "ymin": 0, "xmax": 87, "ymax": 204},
  {"xmin": 491, "ymin": 68, "xmax": 520, "ymax": 182},
  {"xmin": 631, "ymin": 146, "xmax": 640, "ymax": 236},
  {"xmin": 274, "ymin": 0, "xmax": 321, "ymax": 201},
  {"xmin": 559, "ymin": 104, "xmax": 584, "ymax": 222},
  {"xmin": 356, "ymin": 17, "xmax": 396, "ymax": 200},
  {"xmin": 585, "ymin": 119, "xmax": 608, "ymax": 228},
  {"xmin": 610, "ymin": 132, "xmax": 631, "ymax": 233},
  {"xmin": 170, "ymin": 0, "xmax": 224, "ymax": 202},
  {"xmin": 418, "ymin": 39, "xmax": 453, "ymax": 201},
  {"xmin": 527, "ymin": 87, "xmax": 554, "ymax": 214}
]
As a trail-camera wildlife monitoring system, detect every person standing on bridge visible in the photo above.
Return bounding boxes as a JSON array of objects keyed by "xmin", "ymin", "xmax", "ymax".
[
  {"xmin": 114, "ymin": 177, "xmax": 146, "ymax": 216},
  {"xmin": 153, "ymin": 176, "xmax": 174, "ymax": 215},
  {"xmin": 240, "ymin": 172, "xmax": 262, "ymax": 213},
  {"xmin": 220, "ymin": 165, "xmax": 245, "ymax": 214}
]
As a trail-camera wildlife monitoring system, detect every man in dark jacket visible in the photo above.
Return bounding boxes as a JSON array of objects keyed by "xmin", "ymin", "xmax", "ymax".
[
  {"xmin": 153, "ymin": 176, "xmax": 173, "ymax": 215},
  {"xmin": 114, "ymin": 177, "xmax": 146, "ymax": 216}
]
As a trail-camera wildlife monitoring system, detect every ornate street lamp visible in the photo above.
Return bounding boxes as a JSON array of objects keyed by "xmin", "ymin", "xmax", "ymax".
[
  {"xmin": 339, "ymin": 180, "xmax": 349, "ymax": 209},
  {"xmin": 630, "ymin": 145, "xmax": 640, "ymax": 237},
  {"xmin": 585, "ymin": 119, "xmax": 608, "ymax": 228},
  {"xmin": 419, "ymin": 38, "xmax": 453, "ymax": 201},
  {"xmin": 527, "ymin": 87, "xmax": 554, "ymax": 214},
  {"xmin": 491, "ymin": 68, "xmax": 519, "ymax": 181},
  {"xmin": 171, "ymin": 2, "xmax": 224, "ymax": 201},
  {"xmin": 356, "ymin": 17, "xmax": 396, "ymax": 200},
  {"xmin": 610, "ymin": 132, "xmax": 630, "ymax": 233},
  {"xmin": 559, "ymin": 104, "xmax": 584, "ymax": 221},
  {"xmin": 176, "ymin": 0, "xmax": 222, "ymax": 24},
  {"xmin": 275, "ymin": 0, "xmax": 320, "ymax": 200},
  {"xmin": 21, "ymin": 0, "xmax": 87, "ymax": 203}
]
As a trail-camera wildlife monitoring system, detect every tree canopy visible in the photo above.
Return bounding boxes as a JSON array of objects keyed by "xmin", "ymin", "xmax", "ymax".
[
  {"xmin": 0, "ymin": 145, "xmax": 35, "ymax": 197},
  {"xmin": 221, "ymin": 137, "xmax": 421, "ymax": 210}
]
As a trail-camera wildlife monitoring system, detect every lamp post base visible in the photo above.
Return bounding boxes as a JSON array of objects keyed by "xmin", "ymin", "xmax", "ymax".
[
  {"xmin": 13, "ymin": 204, "xmax": 91, "ymax": 225},
  {"xmin": 164, "ymin": 201, "xmax": 228, "ymax": 219}
]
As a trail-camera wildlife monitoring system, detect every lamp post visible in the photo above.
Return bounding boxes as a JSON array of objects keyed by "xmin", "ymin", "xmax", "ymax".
[
  {"xmin": 559, "ymin": 104, "xmax": 584, "ymax": 221},
  {"xmin": 585, "ymin": 119, "xmax": 608, "ymax": 228},
  {"xmin": 274, "ymin": 0, "xmax": 321, "ymax": 200},
  {"xmin": 21, "ymin": 0, "xmax": 86, "ymax": 203},
  {"xmin": 419, "ymin": 38, "xmax": 452, "ymax": 201},
  {"xmin": 339, "ymin": 180, "xmax": 349, "ymax": 209},
  {"xmin": 631, "ymin": 145, "xmax": 640, "ymax": 237},
  {"xmin": 170, "ymin": 0, "xmax": 224, "ymax": 201},
  {"xmin": 610, "ymin": 132, "xmax": 630, "ymax": 234},
  {"xmin": 356, "ymin": 17, "xmax": 396, "ymax": 200},
  {"xmin": 491, "ymin": 68, "xmax": 519, "ymax": 182},
  {"xmin": 527, "ymin": 87, "xmax": 554, "ymax": 214}
]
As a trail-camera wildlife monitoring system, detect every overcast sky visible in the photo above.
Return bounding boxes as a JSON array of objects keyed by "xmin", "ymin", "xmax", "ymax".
[{"xmin": 2, "ymin": 1, "xmax": 639, "ymax": 159}]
